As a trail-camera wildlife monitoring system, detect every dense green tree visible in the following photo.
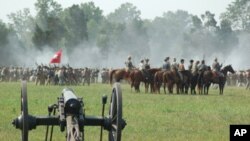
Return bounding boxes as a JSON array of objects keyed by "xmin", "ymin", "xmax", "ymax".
[
  {"xmin": 0, "ymin": 20, "xmax": 9, "ymax": 47},
  {"xmin": 201, "ymin": 11, "xmax": 218, "ymax": 31},
  {"xmin": 221, "ymin": 0, "xmax": 250, "ymax": 31},
  {"xmin": 8, "ymin": 8, "xmax": 35, "ymax": 48},
  {"xmin": 62, "ymin": 4, "xmax": 88, "ymax": 47},
  {"xmin": 80, "ymin": 2, "xmax": 104, "ymax": 43},
  {"xmin": 32, "ymin": 0, "xmax": 63, "ymax": 49},
  {"xmin": 107, "ymin": 2, "xmax": 141, "ymax": 24}
]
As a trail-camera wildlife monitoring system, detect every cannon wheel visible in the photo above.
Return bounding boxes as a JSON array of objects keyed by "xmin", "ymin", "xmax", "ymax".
[
  {"xmin": 21, "ymin": 81, "xmax": 29, "ymax": 141},
  {"xmin": 108, "ymin": 83, "xmax": 122, "ymax": 141}
]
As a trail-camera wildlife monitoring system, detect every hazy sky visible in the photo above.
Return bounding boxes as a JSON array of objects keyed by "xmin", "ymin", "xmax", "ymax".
[{"xmin": 0, "ymin": 0, "xmax": 234, "ymax": 22}]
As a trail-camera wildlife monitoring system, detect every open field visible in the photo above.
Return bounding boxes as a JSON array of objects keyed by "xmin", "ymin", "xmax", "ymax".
[{"xmin": 0, "ymin": 82, "xmax": 250, "ymax": 141}]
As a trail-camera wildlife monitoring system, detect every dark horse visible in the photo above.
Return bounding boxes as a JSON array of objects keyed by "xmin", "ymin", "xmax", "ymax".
[
  {"xmin": 109, "ymin": 68, "xmax": 131, "ymax": 84},
  {"xmin": 162, "ymin": 69, "xmax": 192, "ymax": 94},
  {"xmin": 154, "ymin": 70, "xmax": 166, "ymax": 94},
  {"xmin": 200, "ymin": 65, "xmax": 235, "ymax": 95},
  {"xmin": 130, "ymin": 68, "xmax": 161, "ymax": 93},
  {"xmin": 162, "ymin": 70, "xmax": 181, "ymax": 94}
]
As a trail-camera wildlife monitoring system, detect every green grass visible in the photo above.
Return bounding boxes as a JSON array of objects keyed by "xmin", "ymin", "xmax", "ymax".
[{"xmin": 0, "ymin": 82, "xmax": 250, "ymax": 141}]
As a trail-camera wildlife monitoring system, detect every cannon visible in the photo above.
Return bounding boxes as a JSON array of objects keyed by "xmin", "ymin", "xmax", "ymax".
[{"xmin": 12, "ymin": 81, "xmax": 126, "ymax": 141}]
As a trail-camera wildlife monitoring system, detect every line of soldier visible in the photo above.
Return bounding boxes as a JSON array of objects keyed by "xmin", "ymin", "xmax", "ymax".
[
  {"xmin": 124, "ymin": 55, "xmax": 250, "ymax": 89},
  {"xmin": 124, "ymin": 56, "xmax": 223, "ymax": 78}
]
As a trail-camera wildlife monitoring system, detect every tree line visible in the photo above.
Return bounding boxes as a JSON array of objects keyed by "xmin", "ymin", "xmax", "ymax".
[{"xmin": 0, "ymin": 0, "xmax": 249, "ymax": 66}]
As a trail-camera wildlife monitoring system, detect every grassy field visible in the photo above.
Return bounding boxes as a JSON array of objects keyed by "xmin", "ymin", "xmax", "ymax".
[{"xmin": 0, "ymin": 82, "xmax": 250, "ymax": 141}]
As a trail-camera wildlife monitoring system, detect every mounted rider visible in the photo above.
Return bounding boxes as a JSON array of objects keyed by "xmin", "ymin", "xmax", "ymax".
[
  {"xmin": 212, "ymin": 58, "xmax": 223, "ymax": 77},
  {"xmin": 138, "ymin": 59, "xmax": 145, "ymax": 71},
  {"xmin": 188, "ymin": 59, "xmax": 194, "ymax": 71},
  {"xmin": 144, "ymin": 58, "xmax": 150, "ymax": 69},
  {"xmin": 162, "ymin": 57, "xmax": 171, "ymax": 71},
  {"xmin": 178, "ymin": 59, "xmax": 185, "ymax": 81},
  {"xmin": 125, "ymin": 55, "xmax": 134, "ymax": 71},
  {"xmin": 197, "ymin": 60, "xmax": 207, "ymax": 81},
  {"xmin": 171, "ymin": 58, "xmax": 179, "ymax": 71},
  {"xmin": 192, "ymin": 60, "xmax": 200, "ymax": 75}
]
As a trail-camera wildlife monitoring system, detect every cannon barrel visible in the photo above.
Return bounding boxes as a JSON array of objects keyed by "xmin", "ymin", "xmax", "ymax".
[{"xmin": 62, "ymin": 88, "xmax": 81, "ymax": 115}]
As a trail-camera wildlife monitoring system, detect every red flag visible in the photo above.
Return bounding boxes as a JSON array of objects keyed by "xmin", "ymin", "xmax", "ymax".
[{"xmin": 50, "ymin": 49, "xmax": 62, "ymax": 64}]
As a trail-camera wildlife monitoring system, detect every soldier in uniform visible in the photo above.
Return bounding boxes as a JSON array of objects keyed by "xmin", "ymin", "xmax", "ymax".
[
  {"xmin": 125, "ymin": 56, "xmax": 134, "ymax": 71},
  {"xmin": 138, "ymin": 59, "xmax": 145, "ymax": 71},
  {"xmin": 162, "ymin": 57, "xmax": 171, "ymax": 71},
  {"xmin": 144, "ymin": 58, "xmax": 150, "ymax": 69},
  {"xmin": 171, "ymin": 58, "xmax": 178, "ymax": 71},
  {"xmin": 197, "ymin": 60, "xmax": 208, "ymax": 84},
  {"xmin": 188, "ymin": 59, "xmax": 194, "ymax": 71},
  {"xmin": 212, "ymin": 58, "xmax": 223, "ymax": 77},
  {"xmin": 192, "ymin": 60, "xmax": 200, "ymax": 75},
  {"xmin": 178, "ymin": 59, "xmax": 185, "ymax": 81}
]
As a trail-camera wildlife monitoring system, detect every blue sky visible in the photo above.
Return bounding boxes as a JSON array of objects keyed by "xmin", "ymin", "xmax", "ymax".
[{"xmin": 0, "ymin": 0, "xmax": 234, "ymax": 22}]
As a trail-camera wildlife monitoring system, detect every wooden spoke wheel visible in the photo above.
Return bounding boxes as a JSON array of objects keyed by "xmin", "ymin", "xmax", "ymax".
[{"xmin": 108, "ymin": 83, "xmax": 122, "ymax": 141}]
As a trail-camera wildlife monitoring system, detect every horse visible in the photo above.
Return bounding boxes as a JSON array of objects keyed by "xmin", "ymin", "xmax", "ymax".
[
  {"xmin": 154, "ymin": 70, "xmax": 166, "ymax": 94},
  {"xmin": 179, "ymin": 70, "xmax": 192, "ymax": 94},
  {"xmin": 130, "ymin": 68, "xmax": 161, "ymax": 93},
  {"xmin": 162, "ymin": 70, "xmax": 182, "ymax": 94},
  {"xmin": 246, "ymin": 70, "xmax": 250, "ymax": 90},
  {"xmin": 129, "ymin": 69, "xmax": 143, "ymax": 92},
  {"xmin": 201, "ymin": 65, "xmax": 235, "ymax": 95},
  {"xmin": 190, "ymin": 72, "xmax": 199, "ymax": 94},
  {"xmin": 109, "ymin": 68, "xmax": 131, "ymax": 84}
]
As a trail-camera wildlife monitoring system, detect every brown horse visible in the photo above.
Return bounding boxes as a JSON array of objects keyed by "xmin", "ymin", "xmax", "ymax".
[
  {"xmin": 201, "ymin": 65, "xmax": 235, "ymax": 94},
  {"xmin": 162, "ymin": 70, "xmax": 182, "ymax": 94},
  {"xmin": 154, "ymin": 70, "xmax": 166, "ymax": 94},
  {"xmin": 109, "ymin": 68, "xmax": 131, "ymax": 84},
  {"xmin": 129, "ymin": 69, "xmax": 143, "ymax": 92},
  {"xmin": 130, "ymin": 68, "xmax": 161, "ymax": 93}
]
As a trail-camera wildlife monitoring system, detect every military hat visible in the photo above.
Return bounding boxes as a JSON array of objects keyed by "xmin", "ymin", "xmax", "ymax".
[
  {"xmin": 128, "ymin": 55, "xmax": 132, "ymax": 60},
  {"xmin": 190, "ymin": 59, "xmax": 194, "ymax": 63},
  {"xmin": 164, "ymin": 57, "xmax": 169, "ymax": 62}
]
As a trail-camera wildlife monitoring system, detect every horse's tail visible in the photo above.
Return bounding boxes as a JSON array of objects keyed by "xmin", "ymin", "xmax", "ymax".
[{"xmin": 109, "ymin": 70, "xmax": 116, "ymax": 84}]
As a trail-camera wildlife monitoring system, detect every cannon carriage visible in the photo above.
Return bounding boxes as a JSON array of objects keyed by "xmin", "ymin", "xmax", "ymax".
[{"xmin": 12, "ymin": 81, "xmax": 126, "ymax": 141}]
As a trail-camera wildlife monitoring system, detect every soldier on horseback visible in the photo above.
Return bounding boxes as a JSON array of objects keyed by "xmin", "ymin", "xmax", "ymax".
[
  {"xmin": 178, "ymin": 59, "xmax": 185, "ymax": 81},
  {"xmin": 188, "ymin": 59, "xmax": 194, "ymax": 71},
  {"xmin": 171, "ymin": 58, "xmax": 178, "ymax": 71},
  {"xmin": 212, "ymin": 58, "xmax": 223, "ymax": 77},
  {"xmin": 162, "ymin": 57, "xmax": 171, "ymax": 71},
  {"xmin": 125, "ymin": 56, "xmax": 134, "ymax": 71},
  {"xmin": 192, "ymin": 60, "xmax": 200, "ymax": 75},
  {"xmin": 138, "ymin": 59, "xmax": 145, "ymax": 71},
  {"xmin": 144, "ymin": 58, "xmax": 150, "ymax": 69}
]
